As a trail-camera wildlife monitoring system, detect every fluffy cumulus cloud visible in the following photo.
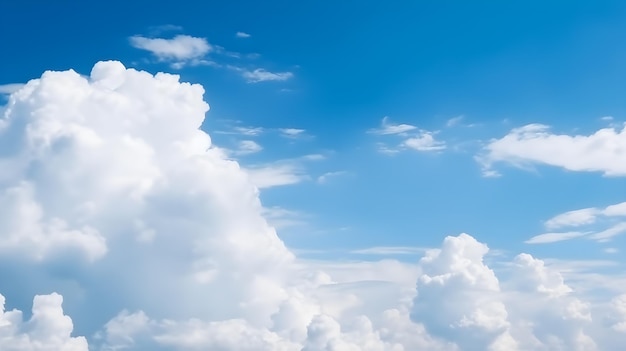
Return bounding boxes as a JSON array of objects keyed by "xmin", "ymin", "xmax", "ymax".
[
  {"xmin": 0, "ymin": 293, "xmax": 88, "ymax": 350},
  {"xmin": 2, "ymin": 62, "xmax": 626, "ymax": 350},
  {"xmin": 480, "ymin": 123, "xmax": 626, "ymax": 176}
]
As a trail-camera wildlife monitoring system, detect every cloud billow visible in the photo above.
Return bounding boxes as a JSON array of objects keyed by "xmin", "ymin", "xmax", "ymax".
[{"xmin": 0, "ymin": 62, "xmax": 625, "ymax": 350}]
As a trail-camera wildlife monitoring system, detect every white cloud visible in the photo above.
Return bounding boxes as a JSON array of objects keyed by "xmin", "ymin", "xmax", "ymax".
[
  {"xmin": 480, "ymin": 123, "xmax": 626, "ymax": 176},
  {"xmin": 446, "ymin": 115, "xmax": 464, "ymax": 127},
  {"xmin": 545, "ymin": 208, "xmax": 600, "ymax": 230},
  {"xmin": 530, "ymin": 201, "xmax": 626, "ymax": 244},
  {"xmin": 240, "ymin": 68, "xmax": 294, "ymax": 83},
  {"xmin": 0, "ymin": 83, "xmax": 25, "ymax": 95},
  {"xmin": 413, "ymin": 234, "xmax": 513, "ymax": 350},
  {"xmin": 129, "ymin": 35, "xmax": 212, "ymax": 68},
  {"xmin": 216, "ymin": 126, "xmax": 265, "ymax": 136},
  {"xmin": 233, "ymin": 140, "xmax": 263, "ymax": 155},
  {"xmin": 525, "ymin": 231, "xmax": 588, "ymax": 244},
  {"xmin": 0, "ymin": 293, "xmax": 88, "ymax": 350},
  {"xmin": 589, "ymin": 222, "xmax": 626, "ymax": 242},
  {"xmin": 279, "ymin": 128, "xmax": 306, "ymax": 139},
  {"xmin": 236, "ymin": 31, "xmax": 251, "ymax": 38},
  {"xmin": 402, "ymin": 132, "xmax": 446, "ymax": 151},
  {"xmin": 370, "ymin": 117, "xmax": 446, "ymax": 153},
  {"xmin": 245, "ymin": 163, "xmax": 308, "ymax": 188},
  {"xmin": 4, "ymin": 61, "xmax": 626, "ymax": 351},
  {"xmin": 368, "ymin": 116, "xmax": 417, "ymax": 135},
  {"xmin": 317, "ymin": 171, "xmax": 348, "ymax": 184}
]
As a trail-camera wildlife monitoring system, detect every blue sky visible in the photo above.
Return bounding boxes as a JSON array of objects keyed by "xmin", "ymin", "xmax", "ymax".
[{"xmin": 1, "ymin": 1, "xmax": 626, "ymax": 350}]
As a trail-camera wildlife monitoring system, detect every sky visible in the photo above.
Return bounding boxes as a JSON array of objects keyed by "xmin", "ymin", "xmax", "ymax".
[{"xmin": 1, "ymin": 1, "xmax": 626, "ymax": 350}]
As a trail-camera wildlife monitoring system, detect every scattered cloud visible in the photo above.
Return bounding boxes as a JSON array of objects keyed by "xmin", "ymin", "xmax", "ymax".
[
  {"xmin": 402, "ymin": 132, "xmax": 446, "ymax": 151},
  {"xmin": 232, "ymin": 140, "xmax": 263, "ymax": 156},
  {"xmin": 245, "ymin": 163, "xmax": 307, "ymax": 188},
  {"xmin": 446, "ymin": 115, "xmax": 464, "ymax": 127},
  {"xmin": 239, "ymin": 68, "xmax": 294, "ymax": 83},
  {"xmin": 368, "ymin": 116, "xmax": 417, "ymax": 135},
  {"xmin": 545, "ymin": 208, "xmax": 601, "ymax": 230},
  {"xmin": 480, "ymin": 123, "xmax": 626, "ymax": 177},
  {"xmin": 369, "ymin": 117, "xmax": 446, "ymax": 153},
  {"xmin": 317, "ymin": 171, "xmax": 348, "ymax": 184},
  {"xmin": 216, "ymin": 125, "xmax": 265, "ymax": 137},
  {"xmin": 589, "ymin": 222, "xmax": 626, "ymax": 242},
  {"xmin": 527, "ymin": 200, "xmax": 626, "ymax": 244},
  {"xmin": 525, "ymin": 231, "xmax": 589, "ymax": 244},
  {"xmin": 0, "ymin": 83, "xmax": 25, "ymax": 95},
  {"xmin": 279, "ymin": 128, "xmax": 306, "ymax": 139},
  {"xmin": 236, "ymin": 31, "xmax": 251, "ymax": 38}
]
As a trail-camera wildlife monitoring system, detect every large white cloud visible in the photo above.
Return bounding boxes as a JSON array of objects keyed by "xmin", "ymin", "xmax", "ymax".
[
  {"xmin": 1, "ymin": 62, "xmax": 626, "ymax": 351},
  {"xmin": 0, "ymin": 293, "xmax": 88, "ymax": 351},
  {"xmin": 480, "ymin": 123, "xmax": 626, "ymax": 176}
]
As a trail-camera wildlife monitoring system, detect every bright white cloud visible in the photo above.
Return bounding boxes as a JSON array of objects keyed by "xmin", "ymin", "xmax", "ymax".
[
  {"xmin": 480, "ymin": 123, "xmax": 626, "ymax": 176},
  {"xmin": 240, "ymin": 68, "xmax": 294, "ymax": 83},
  {"xmin": 236, "ymin": 31, "xmax": 251, "ymax": 38},
  {"xmin": 368, "ymin": 116, "xmax": 417, "ymax": 135},
  {"xmin": 402, "ymin": 133, "xmax": 446, "ymax": 151},
  {"xmin": 245, "ymin": 163, "xmax": 308, "ymax": 188},
  {"xmin": 3, "ymin": 62, "xmax": 626, "ymax": 351},
  {"xmin": 129, "ymin": 35, "xmax": 212, "ymax": 68},
  {"xmin": 545, "ymin": 208, "xmax": 600, "ymax": 230},
  {"xmin": 0, "ymin": 293, "xmax": 88, "ymax": 350},
  {"xmin": 413, "ymin": 234, "xmax": 513, "ymax": 350}
]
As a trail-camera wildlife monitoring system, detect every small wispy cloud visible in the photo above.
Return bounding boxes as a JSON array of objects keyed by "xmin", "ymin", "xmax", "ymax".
[
  {"xmin": 446, "ymin": 115, "xmax": 464, "ymax": 127},
  {"xmin": 215, "ymin": 125, "xmax": 264, "ymax": 136},
  {"xmin": 235, "ymin": 31, "xmax": 251, "ymax": 38},
  {"xmin": 245, "ymin": 163, "xmax": 308, "ymax": 189},
  {"xmin": 0, "ymin": 83, "xmax": 25, "ymax": 95},
  {"xmin": 369, "ymin": 117, "xmax": 446, "ymax": 154},
  {"xmin": 525, "ymin": 231, "xmax": 589, "ymax": 244},
  {"xmin": 239, "ymin": 68, "xmax": 294, "ymax": 83},
  {"xmin": 527, "ymin": 200, "xmax": 626, "ymax": 244},
  {"xmin": 279, "ymin": 128, "xmax": 306, "ymax": 139},
  {"xmin": 368, "ymin": 116, "xmax": 417, "ymax": 135},
  {"xmin": 236, "ymin": 126, "xmax": 264, "ymax": 136},
  {"xmin": 317, "ymin": 171, "xmax": 348, "ymax": 184},
  {"xmin": 244, "ymin": 154, "xmax": 324, "ymax": 189},
  {"xmin": 233, "ymin": 140, "xmax": 263, "ymax": 155}
]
